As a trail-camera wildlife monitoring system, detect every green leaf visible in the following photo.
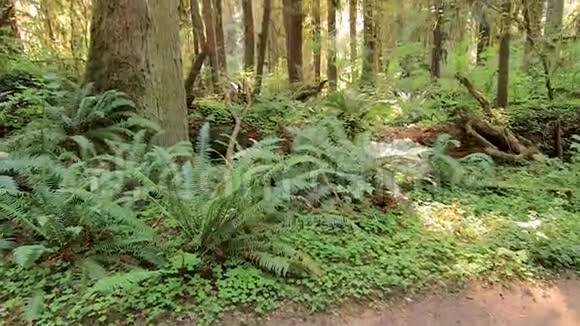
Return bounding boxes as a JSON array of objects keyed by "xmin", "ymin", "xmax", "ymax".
[
  {"xmin": 24, "ymin": 290, "xmax": 45, "ymax": 321},
  {"xmin": 91, "ymin": 270, "xmax": 160, "ymax": 294},
  {"xmin": 13, "ymin": 245, "xmax": 52, "ymax": 268},
  {"xmin": 169, "ymin": 251, "xmax": 201, "ymax": 271}
]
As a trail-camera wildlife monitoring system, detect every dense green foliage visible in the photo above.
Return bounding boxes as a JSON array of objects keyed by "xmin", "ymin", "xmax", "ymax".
[{"xmin": 1, "ymin": 2, "xmax": 580, "ymax": 324}]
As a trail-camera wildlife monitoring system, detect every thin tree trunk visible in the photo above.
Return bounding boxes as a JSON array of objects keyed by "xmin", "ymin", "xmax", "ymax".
[
  {"xmin": 0, "ymin": 0, "xmax": 18, "ymax": 39},
  {"xmin": 374, "ymin": 0, "xmax": 383, "ymax": 73},
  {"xmin": 283, "ymin": 0, "xmax": 303, "ymax": 84},
  {"xmin": 349, "ymin": 0, "xmax": 357, "ymax": 80},
  {"xmin": 185, "ymin": 44, "xmax": 208, "ymax": 104},
  {"xmin": 545, "ymin": 0, "xmax": 564, "ymax": 40},
  {"xmin": 312, "ymin": 0, "xmax": 321, "ymax": 83},
  {"xmin": 214, "ymin": 0, "xmax": 227, "ymax": 73},
  {"xmin": 327, "ymin": 0, "xmax": 337, "ymax": 90},
  {"xmin": 202, "ymin": 0, "xmax": 220, "ymax": 89},
  {"xmin": 361, "ymin": 0, "xmax": 375, "ymax": 84},
  {"xmin": 86, "ymin": 0, "xmax": 190, "ymax": 145},
  {"xmin": 190, "ymin": 0, "xmax": 205, "ymax": 55},
  {"xmin": 476, "ymin": 15, "xmax": 490, "ymax": 65},
  {"xmin": 242, "ymin": 0, "xmax": 255, "ymax": 71},
  {"xmin": 431, "ymin": 0, "xmax": 444, "ymax": 80},
  {"xmin": 523, "ymin": 0, "xmax": 544, "ymax": 67},
  {"xmin": 254, "ymin": 0, "xmax": 272, "ymax": 95},
  {"xmin": 496, "ymin": 0, "xmax": 511, "ymax": 109}
]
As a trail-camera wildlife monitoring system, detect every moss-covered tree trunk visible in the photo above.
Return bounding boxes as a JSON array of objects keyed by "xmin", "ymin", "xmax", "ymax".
[
  {"xmin": 327, "ymin": 0, "xmax": 337, "ymax": 90},
  {"xmin": 476, "ymin": 15, "xmax": 490, "ymax": 65},
  {"xmin": 523, "ymin": 0, "xmax": 544, "ymax": 66},
  {"xmin": 85, "ymin": 0, "xmax": 190, "ymax": 146},
  {"xmin": 202, "ymin": 0, "xmax": 220, "ymax": 89},
  {"xmin": 242, "ymin": 0, "xmax": 255, "ymax": 71},
  {"xmin": 254, "ymin": 0, "xmax": 272, "ymax": 94},
  {"xmin": 312, "ymin": 0, "xmax": 321, "ymax": 83},
  {"xmin": 190, "ymin": 0, "xmax": 205, "ymax": 55},
  {"xmin": 214, "ymin": 0, "xmax": 227, "ymax": 73},
  {"xmin": 283, "ymin": 0, "xmax": 303, "ymax": 84},
  {"xmin": 349, "ymin": 0, "xmax": 357, "ymax": 80},
  {"xmin": 361, "ymin": 0, "xmax": 375, "ymax": 85},
  {"xmin": 545, "ymin": 0, "xmax": 564, "ymax": 40},
  {"xmin": 496, "ymin": 0, "xmax": 511, "ymax": 109},
  {"xmin": 431, "ymin": 0, "xmax": 444, "ymax": 80},
  {"xmin": 0, "ymin": 0, "xmax": 18, "ymax": 38}
]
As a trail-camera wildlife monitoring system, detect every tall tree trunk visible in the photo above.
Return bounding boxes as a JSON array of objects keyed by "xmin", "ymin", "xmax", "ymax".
[
  {"xmin": 496, "ymin": 0, "xmax": 511, "ymax": 109},
  {"xmin": 0, "ymin": 0, "xmax": 18, "ymax": 38},
  {"xmin": 312, "ymin": 0, "xmax": 321, "ymax": 83},
  {"xmin": 254, "ymin": 0, "xmax": 272, "ymax": 94},
  {"xmin": 85, "ymin": 0, "xmax": 190, "ymax": 146},
  {"xmin": 545, "ymin": 0, "xmax": 564, "ymax": 40},
  {"xmin": 349, "ymin": 0, "xmax": 357, "ymax": 80},
  {"xmin": 431, "ymin": 0, "xmax": 444, "ymax": 80},
  {"xmin": 190, "ymin": 0, "xmax": 205, "ymax": 55},
  {"xmin": 283, "ymin": 0, "xmax": 303, "ymax": 84},
  {"xmin": 202, "ymin": 0, "xmax": 220, "ymax": 89},
  {"xmin": 214, "ymin": 0, "xmax": 227, "ymax": 73},
  {"xmin": 374, "ymin": 0, "xmax": 383, "ymax": 73},
  {"xmin": 327, "ymin": 0, "xmax": 337, "ymax": 90},
  {"xmin": 242, "ymin": 0, "xmax": 255, "ymax": 71},
  {"xmin": 476, "ymin": 18, "xmax": 490, "ymax": 65},
  {"xmin": 361, "ymin": 0, "xmax": 375, "ymax": 84},
  {"xmin": 523, "ymin": 0, "xmax": 544, "ymax": 66},
  {"xmin": 185, "ymin": 45, "xmax": 208, "ymax": 105}
]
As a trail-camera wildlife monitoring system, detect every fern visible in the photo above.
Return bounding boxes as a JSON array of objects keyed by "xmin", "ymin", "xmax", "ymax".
[
  {"xmin": 13, "ymin": 245, "xmax": 52, "ymax": 268},
  {"xmin": 427, "ymin": 134, "xmax": 495, "ymax": 187},
  {"xmin": 0, "ymin": 155, "xmax": 160, "ymax": 269},
  {"xmin": 90, "ymin": 270, "xmax": 160, "ymax": 294},
  {"xmin": 1, "ymin": 85, "xmax": 160, "ymax": 159}
]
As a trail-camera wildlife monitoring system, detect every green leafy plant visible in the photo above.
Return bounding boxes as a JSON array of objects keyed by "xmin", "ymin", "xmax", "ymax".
[
  {"xmin": 427, "ymin": 134, "xmax": 495, "ymax": 187},
  {"xmin": 0, "ymin": 155, "xmax": 160, "ymax": 269},
  {"xmin": 2, "ymin": 84, "xmax": 159, "ymax": 158}
]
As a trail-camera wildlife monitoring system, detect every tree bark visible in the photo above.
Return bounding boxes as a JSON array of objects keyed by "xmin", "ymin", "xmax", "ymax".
[
  {"xmin": 283, "ymin": 0, "xmax": 303, "ymax": 84},
  {"xmin": 361, "ymin": 0, "xmax": 375, "ymax": 85},
  {"xmin": 242, "ymin": 0, "xmax": 255, "ymax": 71},
  {"xmin": 496, "ymin": 0, "xmax": 511, "ymax": 109},
  {"xmin": 0, "ymin": 0, "xmax": 18, "ymax": 39},
  {"xmin": 202, "ymin": 0, "xmax": 220, "ymax": 89},
  {"xmin": 523, "ymin": 0, "xmax": 544, "ymax": 66},
  {"xmin": 254, "ymin": 0, "xmax": 272, "ymax": 95},
  {"xmin": 476, "ymin": 15, "xmax": 490, "ymax": 65},
  {"xmin": 185, "ymin": 44, "xmax": 208, "ymax": 105},
  {"xmin": 349, "ymin": 0, "xmax": 357, "ymax": 67},
  {"xmin": 545, "ymin": 0, "xmax": 564, "ymax": 40},
  {"xmin": 190, "ymin": 0, "xmax": 205, "ymax": 55},
  {"xmin": 85, "ymin": 0, "xmax": 190, "ymax": 146},
  {"xmin": 214, "ymin": 0, "xmax": 227, "ymax": 72},
  {"xmin": 327, "ymin": 0, "xmax": 337, "ymax": 90},
  {"xmin": 431, "ymin": 0, "xmax": 444, "ymax": 80},
  {"xmin": 312, "ymin": 0, "xmax": 321, "ymax": 83}
]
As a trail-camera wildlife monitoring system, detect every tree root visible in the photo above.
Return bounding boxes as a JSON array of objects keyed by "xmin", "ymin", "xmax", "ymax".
[
  {"xmin": 455, "ymin": 73, "xmax": 543, "ymax": 161},
  {"xmin": 463, "ymin": 116, "xmax": 541, "ymax": 161}
]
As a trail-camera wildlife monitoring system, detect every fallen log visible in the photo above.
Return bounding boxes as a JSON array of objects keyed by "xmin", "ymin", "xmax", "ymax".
[{"xmin": 455, "ymin": 73, "xmax": 543, "ymax": 161}]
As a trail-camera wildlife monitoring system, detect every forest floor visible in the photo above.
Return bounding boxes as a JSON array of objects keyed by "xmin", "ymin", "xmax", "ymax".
[{"xmin": 219, "ymin": 277, "xmax": 580, "ymax": 326}]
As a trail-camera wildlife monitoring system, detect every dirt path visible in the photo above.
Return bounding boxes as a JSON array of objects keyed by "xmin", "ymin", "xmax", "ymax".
[{"xmin": 223, "ymin": 278, "xmax": 580, "ymax": 326}]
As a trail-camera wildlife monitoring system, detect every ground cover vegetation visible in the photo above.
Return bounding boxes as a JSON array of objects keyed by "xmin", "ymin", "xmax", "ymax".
[{"xmin": 0, "ymin": 0, "xmax": 579, "ymax": 325}]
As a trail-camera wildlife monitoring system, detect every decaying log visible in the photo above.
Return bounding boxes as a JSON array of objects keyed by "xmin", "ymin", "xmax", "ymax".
[
  {"xmin": 455, "ymin": 73, "xmax": 492, "ymax": 116},
  {"xmin": 456, "ymin": 73, "xmax": 542, "ymax": 161}
]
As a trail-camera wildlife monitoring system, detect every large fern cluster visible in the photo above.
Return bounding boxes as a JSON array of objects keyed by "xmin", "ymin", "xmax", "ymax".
[
  {"xmin": 152, "ymin": 124, "xmax": 316, "ymax": 276},
  {"xmin": 1, "ymin": 84, "xmax": 159, "ymax": 159},
  {"xmin": 0, "ymin": 154, "xmax": 160, "ymax": 269}
]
